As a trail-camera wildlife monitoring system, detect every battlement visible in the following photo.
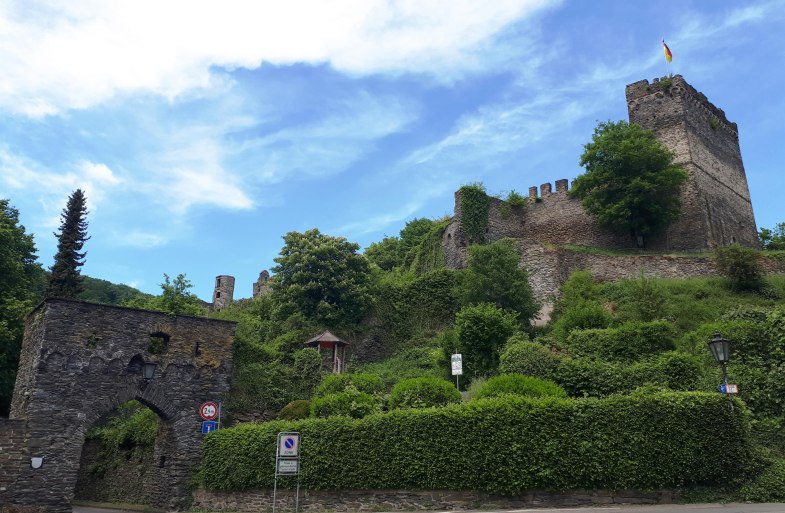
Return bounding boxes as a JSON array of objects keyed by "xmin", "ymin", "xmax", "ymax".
[
  {"xmin": 626, "ymin": 75, "xmax": 737, "ymax": 134},
  {"xmin": 528, "ymin": 179, "xmax": 570, "ymax": 200}
]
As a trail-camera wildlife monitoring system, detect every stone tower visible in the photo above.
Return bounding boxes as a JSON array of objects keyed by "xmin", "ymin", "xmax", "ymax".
[
  {"xmin": 212, "ymin": 275, "xmax": 235, "ymax": 310},
  {"xmin": 252, "ymin": 270, "xmax": 271, "ymax": 298},
  {"xmin": 626, "ymin": 75, "xmax": 759, "ymax": 250}
]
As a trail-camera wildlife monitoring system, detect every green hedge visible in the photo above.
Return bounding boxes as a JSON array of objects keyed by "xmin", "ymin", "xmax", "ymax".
[
  {"xmin": 201, "ymin": 392, "xmax": 751, "ymax": 493},
  {"xmin": 313, "ymin": 373, "xmax": 386, "ymax": 398},
  {"xmin": 389, "ymin": 377, "xmax": 461, "ymax": 409},
  {"xmin": 566, "ymin": 321, "xmax": 676, "ymax": 362},
  {"xmin": 474, "ymin": 374, "xmax": 566, "ymax": 399},
  {"xmin": 499, "ymin": 341, "xmax": 562, "ymax": 379}
]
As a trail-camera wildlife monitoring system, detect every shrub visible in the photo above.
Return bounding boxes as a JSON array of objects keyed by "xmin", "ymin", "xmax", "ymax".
[
  {"xmin": 459, "ymin": 183, "xmax": 490, "ymax": 243},
  {"xmin": 551, "ymin": 301, "xmax": 612, "ymax": 342},
  {"xmin": 565, "ymin": 321, "xmax": 676, "ymax": 362},
  {"xmin": 455, "ymin": 303, "xmax": 519, "ymax": 381},
  {"xmin": 314, "ymin": 373, "xmax": 386, "ymax": 398},
  {"xmin": 202, "ymin": 393, "xmax": 752, "ymax": 493},
  {"xmin": 499, "ymin": 341, "xmax": 562, "ymax": 379},
  {"xmin": 277, "ymin": 400, "xmax": 311, "ymax": 420},
  {"xmin": 474, "ymin": 374, "xmax": 567, "ymax": 399},
  {"xmin": 355, "ymin": 347, "xmax": 447, "ymax": 390},
  {"xmin": 739, "ymin": 458, "xmax": 785, "ymax": 502},
  {"xmin": 389, "ymin": 377, "xmax": 461, "ymax": 410},
  {"xmin": 715, "ymin": 243, "xmax": 764, "ymax": 291},
  {"xmin": 310, "ymin": 390, "xmax": 382, "ymax": 419}
]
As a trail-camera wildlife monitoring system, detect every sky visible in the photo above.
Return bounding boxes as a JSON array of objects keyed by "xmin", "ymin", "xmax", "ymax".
[{"xmin": 1, "ymin": 0, "xmax": 784, "ymax": 301}]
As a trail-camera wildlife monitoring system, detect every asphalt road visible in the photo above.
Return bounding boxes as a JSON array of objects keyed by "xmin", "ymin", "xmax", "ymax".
[{"xmin": 72, "ymin": 504, "xmax": 785, "ymax": 513}]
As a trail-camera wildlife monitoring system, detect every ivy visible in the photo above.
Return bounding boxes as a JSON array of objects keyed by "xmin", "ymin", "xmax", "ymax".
[
  {"xmin": 459, "ymin": 183, "xmax": 490, "ymax": 244},
  {"xmin": 408, "ymin": 218, "xmax": 451, "ymax": 274}
]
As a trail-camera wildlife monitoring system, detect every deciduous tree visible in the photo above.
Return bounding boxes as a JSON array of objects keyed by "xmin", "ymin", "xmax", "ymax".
[{"xmin": 571, "ymin": 121, "xmax": 688, "ymax": 247}]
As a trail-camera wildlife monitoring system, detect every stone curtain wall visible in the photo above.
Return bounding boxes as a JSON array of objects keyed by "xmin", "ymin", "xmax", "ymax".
[
  {"xmin": 1, "ymin": 299, "xmax": 236, "ymax": 513},
  {"xmin": 193, "ymin": 487, "xmax": 680, "ymax": 512},
  {"xmin": 73, "ymin": 439, "xmax": 154, "ymax": 504}
]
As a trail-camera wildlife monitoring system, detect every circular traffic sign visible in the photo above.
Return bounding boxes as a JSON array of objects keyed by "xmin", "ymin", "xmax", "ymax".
[{"xmin": 200, "ymin": 402, "xmax": 218, "ymax": 421}]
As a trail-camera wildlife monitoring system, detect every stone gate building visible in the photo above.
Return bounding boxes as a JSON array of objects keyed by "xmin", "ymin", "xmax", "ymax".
[{"xmin": 0, "ymin": 298, "xmax": 235, "ymax": 512}]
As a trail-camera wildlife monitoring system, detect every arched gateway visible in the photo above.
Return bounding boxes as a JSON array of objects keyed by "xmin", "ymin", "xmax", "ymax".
[{"xmin": 0, "ymin": 298, "xmax": 235, "ymax": 512}]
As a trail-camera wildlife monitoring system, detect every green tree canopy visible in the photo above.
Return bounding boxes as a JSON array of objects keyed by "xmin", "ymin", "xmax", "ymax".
[
  {"xmin": 47, "ymin": 189, "xmax": 89, "ymax": 297},
  {"xmin": 364, "ymin": 217, "xmax": 437, "ymax": 272},
  {"xmin": 759, "ymin": 222, "xmax": 785, "ymax": 250},
  {"xmin": 571, "ymin": 121, "xmax": 688, "ymax": 247},
  {"xmin": 458, "ymin": 239, "xmax": 538, "ymax": 324},
  {"xmin": 124, "ymin": 273, "xmax": 206, "ymax": 316},
  {"xmin": 455, "ymin": 303, "xmax": 519, "ymax": 382},
  {"xmin": 271, "ymin": 229, "xmax": 371, "ymax": 327},
  {"xmin": 0, "ymin": 199, "xmax": 45, "ymax": 416}
]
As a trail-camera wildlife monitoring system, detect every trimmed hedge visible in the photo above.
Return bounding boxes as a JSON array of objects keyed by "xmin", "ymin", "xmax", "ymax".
[
  {"xmin": 314, "ymin": 373, "xmax": 386, "ymax": 398},
  {"xmin": 389, "ymin": 377, "xmax": 461, "ymax": 410},
  {"xmin": 474, "ymin": 374, "xmax": 566, "ymax": 399},
  {"xmin": 201, "ymin": 392, "xmax": 751, "ymax": 493},
  {"xmin": 499, "ymin": 341, "xmax": 562, "ymax": 379},
  {"xmin": 277, "ymin": 400, "xmax": 310, "ymax": 420},
  {"xmin": 310, "ymin": 390, "xmax": 382, "ymax": 419},
  {"xmin": 566, "ymin": 321, "xmax": 676, "ymax": 362}
]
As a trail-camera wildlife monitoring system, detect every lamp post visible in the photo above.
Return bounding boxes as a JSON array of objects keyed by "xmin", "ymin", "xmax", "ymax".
[
  {"xmin": 142, "ymin": 361, "xmax": 157, "ymax": 381},
  {"xmin": 707, "ymin": 332, "xmax": 732, "ymax": 409}
]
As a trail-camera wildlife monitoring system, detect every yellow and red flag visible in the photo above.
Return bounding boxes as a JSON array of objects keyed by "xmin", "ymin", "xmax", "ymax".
[{"xmin": 662, "ymin": 39, "xmax": 673, "ymax": 62}]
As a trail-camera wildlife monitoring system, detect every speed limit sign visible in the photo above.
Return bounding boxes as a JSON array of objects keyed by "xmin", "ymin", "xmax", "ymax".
[{"xmin": 200, "ymin": 402, "xmax": 219, "ymax": 421}]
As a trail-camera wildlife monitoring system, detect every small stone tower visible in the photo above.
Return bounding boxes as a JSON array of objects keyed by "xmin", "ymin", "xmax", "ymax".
[
  {"xmin": 212, "ymin": 275, "xmax": 235, "ymax": 310},
  {"xmin": 252, "ymin": 270, "xmax": 271, "ymax": 298},
  {"xmin": 625, "ymin": 75, "xmax": 759, "ymax": 249}
]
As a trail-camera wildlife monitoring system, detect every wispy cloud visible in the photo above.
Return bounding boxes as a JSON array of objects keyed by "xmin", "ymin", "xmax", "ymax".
[{"xmin": 0, "ymin": 0, "xmax": 557, "ymax": 117}]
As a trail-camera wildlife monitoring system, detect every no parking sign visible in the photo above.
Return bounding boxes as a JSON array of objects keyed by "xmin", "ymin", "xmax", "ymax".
[{"xmin": 278, "ymin": 432, "xmax": 300, "ymax": 457}]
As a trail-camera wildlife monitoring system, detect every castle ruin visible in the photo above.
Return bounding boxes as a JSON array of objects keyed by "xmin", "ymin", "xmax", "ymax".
[{"xmin": 442, "ymin": 75, "xmax": 763, "ymax": 300}]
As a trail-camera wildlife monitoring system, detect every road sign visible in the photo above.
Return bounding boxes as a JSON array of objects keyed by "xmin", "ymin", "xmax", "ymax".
[
  {"xmin": 720, "ymin": 384, "xmax": 739, "ymax": 394},
  {"xmin": 200, "ymin": 402, "xmax": 219, "ymax": 421},
  {"xmin": 278, "ymin": 432, "xmax": 300, "ymax": 457},
  {"xmin": 451, "ymin": 354, "xmax": 462, "ymax": 376},
  {"xmin": 202, "ymin": 421, "xmax": 217, "ymax": 434},
  {"xmin": 277, "ymin": 459, "xmax": 299, "ymax": 475}
]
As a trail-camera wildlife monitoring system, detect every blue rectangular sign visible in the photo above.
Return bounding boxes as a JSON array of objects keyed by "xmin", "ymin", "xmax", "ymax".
[{"xmin": 202, "ymin": 421, "xmax": 217, "ymax": 434}]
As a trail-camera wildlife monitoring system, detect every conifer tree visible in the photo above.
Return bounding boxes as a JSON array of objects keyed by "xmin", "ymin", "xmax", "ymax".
[{"xmin": 47, "ymin": 189, "xmax": 89, "ymax": 298}]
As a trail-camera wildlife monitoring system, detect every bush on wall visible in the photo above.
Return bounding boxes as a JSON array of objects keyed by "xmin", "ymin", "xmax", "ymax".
[{"xmin": 201, "ymin": 392, "xmax": 751, "ymax": 493}]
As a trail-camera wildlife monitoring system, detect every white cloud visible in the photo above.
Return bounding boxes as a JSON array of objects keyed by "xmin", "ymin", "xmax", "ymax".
[
  {"xmin": 117, "ymin": 231, "xmax": 168, "ymax": 248},
  {"xmin": 0, "ymin": 0, "xmax": 556, "ymax": 116}
]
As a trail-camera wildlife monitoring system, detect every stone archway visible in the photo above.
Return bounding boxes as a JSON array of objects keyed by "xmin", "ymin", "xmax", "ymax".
[{"xmin": 1, "ymin": 298, "xmax": 235, "ymax": 512}]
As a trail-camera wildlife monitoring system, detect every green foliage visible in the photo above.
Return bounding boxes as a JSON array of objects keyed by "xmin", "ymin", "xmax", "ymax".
[
  {"xmin": 739, "ymin": 458, "xmax": 785, "ymax": 502},
  {"xmin": 314, "ymin": 373, "xmax": 386, "ymax": 398},
  {"xmin": 310, "ymin": 390, "xmax": 382, "ymax": 419},
  {"xmin": 565, "ymin": 321, "xmax": 677, "ymax": 362},
  {"xmin": 571, "ymin": 120, "xmax": 688, "ymax": 247},
  {"xmin": 0, "ymin": 199, "xmax": 45, "ymax": 416},
  {"xmin": 455, "ymin": 303, "xmax": 520, "ymax": 381},
  {"xmin": 506, "ymin": 190, "xmax": 527, "ymax": 207},
  {"xmin": 408, "ymin": 218, "xmax": 451, "ymax": 275},
  {"xmin": 551, "ymin": 301, "xmax": 612, "ymax": 343},
  {"xmin": 201, "ymin": 393, "xmax": 752, "ymax": 492},
  {"xmin": 86, "ymin": 400, "xmax": 158, "ymax": 474},
  {"xmin": 555, "ymin": 352, "xmax": 704, "ymax": 398},
  {"xmin": 551, "ymin": 270, "xmax": 601, "ymax": 320},
  {"xmin": 277, "ymin": 400, "xmax": 311, "ymax": 421},
  {"xmin": 78, "ymin": 276, "xmax": 148, "ymax": 305},
  {"xmin": 389, "ymin": 377, "xmax": 461, "ymax": 409},
  {"xmin": 355, "ymin": 347, "xmax": 447, "ymax": 390},
  {"xmin": 365, "ymin": 218, "xmax": 441, "ymax": 272},
  {"xmin": 659, "ymin": 76, "xmax": 673, "ymax": 90},
  {"xmin": 364, "ymin": 237, "xmax": 401, "ymax": 272},
  {"xmin": 271, "ymin": 229, "xmax": 371, "ymax": 327},
  {"xmin": 616, "ymin": 271, "xmax": 668, "ymax": 322},
  {"xmin": 47, "ymin": 189, "xmax": 89, "ymax": 298},
  {"xmin": 499, "ymin": 340, "xmax": 562, "ymax": 379},
  {"xmin": 715, "ymin": 244, "xmax": 764, "ymax": 291},
  {"xmin": 124, "ymin": 273, "xmax": 206, "ymax": 316},
  {"xmin": 459, "ymin": 183, "xmax": 490, "ymax": 244},
  {"xmin": 759, "ymin": 222, "xmax": 785, "ymax": 250},
  {"xmin": 474, "ymin": 374, "xmax": 567, "ymax": 399},
  {"xmin": 458, "ymin": 240, "xmax": 538, "ymax": 324}
]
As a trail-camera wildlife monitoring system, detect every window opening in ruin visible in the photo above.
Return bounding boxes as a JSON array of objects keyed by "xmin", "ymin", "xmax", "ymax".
[
  {"xmin": 216, "ymin": 291, "xmax": 221, "ymax": 298},
  {"xmin": 159, "ymin": 455, "xmax": 166, "ymax": 468},
  {"xmin": 127, "ymin": 355, "xmax": 145, "ymax": 374},
  {"xmin": 148, "ymin": 332, "xmax": 170, "ymax": 354},
  {"xmin": 193, "ymin": 341, "xmax": 201, "ymax": 357},
  {"xmin": 217, "ymin": 278, "xmax": 221, "ymax": 287}
]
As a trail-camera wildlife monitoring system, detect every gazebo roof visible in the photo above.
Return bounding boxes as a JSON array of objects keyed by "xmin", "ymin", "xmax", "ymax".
[{"xmin": 304, "ymin": 330, "xmax": 348, "ymax": 347}]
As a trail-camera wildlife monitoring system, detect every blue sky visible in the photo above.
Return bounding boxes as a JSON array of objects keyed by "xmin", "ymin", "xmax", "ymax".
[{"xmin": 1, "ymin": 0, "xmax": 784, "ymax": 300}]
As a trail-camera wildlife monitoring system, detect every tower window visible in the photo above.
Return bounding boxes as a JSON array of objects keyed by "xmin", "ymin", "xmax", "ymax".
[{"xmin": 216, "ymin": 291, "xmax": 221, "ymax": 298}]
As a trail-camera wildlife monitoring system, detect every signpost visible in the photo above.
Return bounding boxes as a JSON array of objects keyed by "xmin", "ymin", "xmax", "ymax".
[
  {"xmin": 720, "ymin": 383, "xmax": 739, "ymax": 394},
  {"xmin": 201, "ymin": 421, "xmax": 217, "ymax": 434},
  {"xmin": 200, "ymin": 402, "xmax": 219, "ymax": 421},
  {"xmin": 199, "ymin": 402, "xmax": 222, "ymax": 435},
  {"xmin": 273, "ymin": 432, "xmax": 301, "ymax": 513},
  {"xmin": 451, "ymin": 353, "xmax": 462, "ymax": 391}
]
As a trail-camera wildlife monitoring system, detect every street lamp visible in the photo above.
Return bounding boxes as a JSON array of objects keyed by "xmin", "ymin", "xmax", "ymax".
[
  {"xmin": 707, "ymin": 332, "xmax": 732, "ymax": 409},
  {"xmin": 142, "ymin": 361, "xmax": 158, "ymax": 381}
]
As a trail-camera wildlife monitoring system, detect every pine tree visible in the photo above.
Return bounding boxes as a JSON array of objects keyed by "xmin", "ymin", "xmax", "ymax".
[{"xmin": 47, "ymin": 189, "xmax": 89, "ymax": 298}]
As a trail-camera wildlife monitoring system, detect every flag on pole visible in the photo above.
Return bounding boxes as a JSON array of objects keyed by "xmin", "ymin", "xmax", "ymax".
[{"xmin": 662, "ymin": 40, "xmax": 673, "ymax": 62}]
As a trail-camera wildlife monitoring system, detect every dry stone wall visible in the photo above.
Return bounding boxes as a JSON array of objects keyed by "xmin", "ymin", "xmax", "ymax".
[{"xmin": 193, "ymin": 487, "xmax": 680, "ymax": 512}]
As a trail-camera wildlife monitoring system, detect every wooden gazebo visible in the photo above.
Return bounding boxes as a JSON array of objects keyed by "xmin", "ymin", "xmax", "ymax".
[{"xmin": 304, "ymin": 330, "xmax": 349, "ymax": 374}]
